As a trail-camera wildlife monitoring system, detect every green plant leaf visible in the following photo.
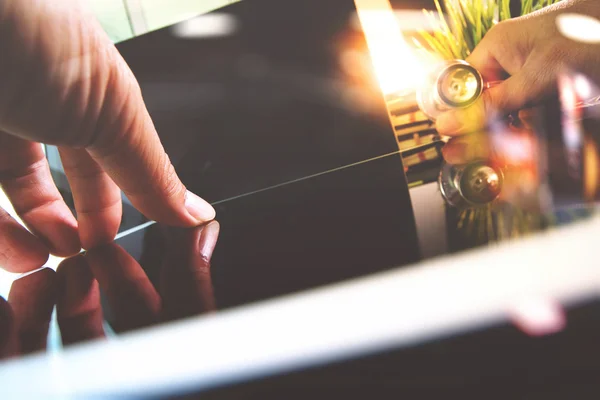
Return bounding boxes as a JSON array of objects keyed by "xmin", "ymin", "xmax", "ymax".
[
  {"xmin": 522, "ymin": 0, "xmax": 533, "ymax": 15},
  {"xmin": 474, "ymin": 0, "xmax": 483, "ymax": 45},
  {"xmin": 417, "ymin": 28, "xmax": 454, "ymax": 60},
  {"xmin": 499, "ymin": 0, "xmax": 511, "ymax": 21},
  {"xmin": 417, "ymin": 0, "xmax": 562, "ymax": 62}
]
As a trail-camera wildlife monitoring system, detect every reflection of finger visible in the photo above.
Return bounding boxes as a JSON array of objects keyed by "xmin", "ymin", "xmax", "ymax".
[
  {"xmin": 436, "ymin": 96, "xmax": 487, "ymax": 136},
  {"xmin": 442, "ymin": 135, "xmax": 490, "ymax": 165},
  {"xmin": 0, "ymin": 296, "xmax": 16, "ymax": 359},
  {"xmin": 0, "ymin": 133, "xmax": 80, "ymax": 256},
  {"xmin": 8, "ymin": 268, "xmax": 58, "ymax": 355},
  {"xmin": 86, "ymin": 244, "xmax": 160, "ymax": 333},
  {"xmin": 59, "ymin": 148, "xmax": 122, "ymax": 250},
  {"xmin": 517, "ymin": 108, "xmax": 540, "ymax": 131},
  {"xmin": 56, "ymin": 256, "xmax": 105, "ymax": 346},
  {"xmin": 0, "ymin": 206, "xmax": 49, "ymax": 273},
  {"xmin": 160, "ymin": 222, "xmax": 220, "ymax": 321}
]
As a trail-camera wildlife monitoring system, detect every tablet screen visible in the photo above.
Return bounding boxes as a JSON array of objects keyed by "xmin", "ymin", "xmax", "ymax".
[{"xmin": 2, "ymin": 1, "xmax": 597, "ymax": 391}]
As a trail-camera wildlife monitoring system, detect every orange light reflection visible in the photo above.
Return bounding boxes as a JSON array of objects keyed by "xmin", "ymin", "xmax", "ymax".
[{"xmin": 354, "ymin": 0, "xmax": 431, "ymax": 96}]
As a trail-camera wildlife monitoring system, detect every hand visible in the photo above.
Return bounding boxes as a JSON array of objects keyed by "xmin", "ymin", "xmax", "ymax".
[
  {"xmin": 0, "ymin": 221, "xmax": 219, "ymax": 358},
  {"xmin": 0, "ymin": 0, "xmax": 215, "ymax": 273},
  {"xmin": 84, "ymin": 222, "xmax": 219, "ymax": 332},
  {"xmin": 436, "ymin": 0, "xmax": 600, "ymax": 161}
]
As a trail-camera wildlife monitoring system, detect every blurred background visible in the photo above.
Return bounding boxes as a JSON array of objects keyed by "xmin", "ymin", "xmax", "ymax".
[{"xmin": 88, "ymin": 0, "xmax": 241, "ymax": 43}]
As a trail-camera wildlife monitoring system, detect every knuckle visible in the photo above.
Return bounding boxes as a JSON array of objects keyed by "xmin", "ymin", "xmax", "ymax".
[
  {"xmin": 523, "ymin": 51, "xmax": 558, "ymax": 100},
  {"xmin": 86, "ymin": 53, "xmax": 141, "ymax": 151},
  {"xmin": 60, "ymin": 154, "xmax": 104, "ymax": 180},
  {"xmin": 87, "ymin": 99, "xmax": 141, "ymax": 164},
  {"xmin": 484, "ymin": 20, "xmax": 529, "ymax": 69},
  {"xmin": 0, "ymin": 246, "xmax": 16, "ymax": 269},
  {"xmin": 17, "ymin": 198, "xmax": 63, "ymax": 219},
  {"xmin": 0, "ymin": 158, "xmax": 46, "ymax": 182},
  {"xmin": 74, "ymin": 197, "xmax": 121, "ymax": 216},
  {"xmin": 158, "ymin": 157, "xmax": 185, "ymax": 201},
  {"xmin": 485, "ymin": 21, "xmax": 509, "ymax": 43}
]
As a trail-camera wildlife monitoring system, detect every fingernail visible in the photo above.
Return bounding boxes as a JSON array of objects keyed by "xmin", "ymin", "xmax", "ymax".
[
  {"xmin": 198, "ymin": 221, "xmax": 220, "ymax": 261},
  {"xmin": 185, "ymin": 191, "xmax": 216, "ymax": 223}
]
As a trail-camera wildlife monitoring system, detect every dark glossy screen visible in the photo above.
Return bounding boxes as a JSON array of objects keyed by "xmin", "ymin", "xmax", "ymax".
[{"xmin": 112, "ymin": 0, "xmax": 420, "ymax": 310}]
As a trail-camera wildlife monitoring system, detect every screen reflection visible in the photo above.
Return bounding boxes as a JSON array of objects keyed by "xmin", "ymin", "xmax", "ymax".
[
  {"xmin": 8, "ymin": 0, "xmax": 597, "ymax": 364},
  {"xmin": 0, "ymin": 222, "xmax": 218, "ymax": 357}
]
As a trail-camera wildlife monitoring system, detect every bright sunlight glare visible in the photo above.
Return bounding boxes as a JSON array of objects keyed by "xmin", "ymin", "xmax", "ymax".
[{"xmin": 354, "ymin": 0, "xmax": 429, "ymax": 95}]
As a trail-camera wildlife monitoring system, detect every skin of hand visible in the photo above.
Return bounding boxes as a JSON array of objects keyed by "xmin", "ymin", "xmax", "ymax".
[
  {"xmin": 0, "ymin": 221, "xmax": 218, "ymax": 358},
  {"xmin": 437, "ymin": 0, "xmax": 600, "ymax": 164},
  {"xmin": 0, "ymin": 0, "xmax": 215, "ymax": 273}
]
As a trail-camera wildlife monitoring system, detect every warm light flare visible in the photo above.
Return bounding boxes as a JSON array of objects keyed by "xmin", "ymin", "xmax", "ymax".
[
  {"xmin": 584, "ymin": 136, "xmax": 599, "ymax": 201},
  {"xmin": 354, "ymin": 0, "xmax": 430, "ymax": 95},
  {"xmin": 556, "ymin": 13, "xmax": 600, "ymax": 44}
]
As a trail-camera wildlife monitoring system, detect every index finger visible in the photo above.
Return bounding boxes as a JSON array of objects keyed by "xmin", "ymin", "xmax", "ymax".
[
  {"xmin": 8, "ymin": 268, "xmax": 58, "ymax": 355},
  {"xmin": 85, "ymin": 54, "xmax": 215, "ymax": 227},
  {"xmin": 0, "ymin": 206, "xmax": 49, "ymax": 273},
  {"xmin": 0, "ymin": 296, "xmax": 15, "ymax": 359},
  {"xmin": 56, "ymin": 255, "xmax": 105, "ymax": 345},
  {"xmin": 86, "ymin": 243, "xmax": 160, "ymax": 333}
]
